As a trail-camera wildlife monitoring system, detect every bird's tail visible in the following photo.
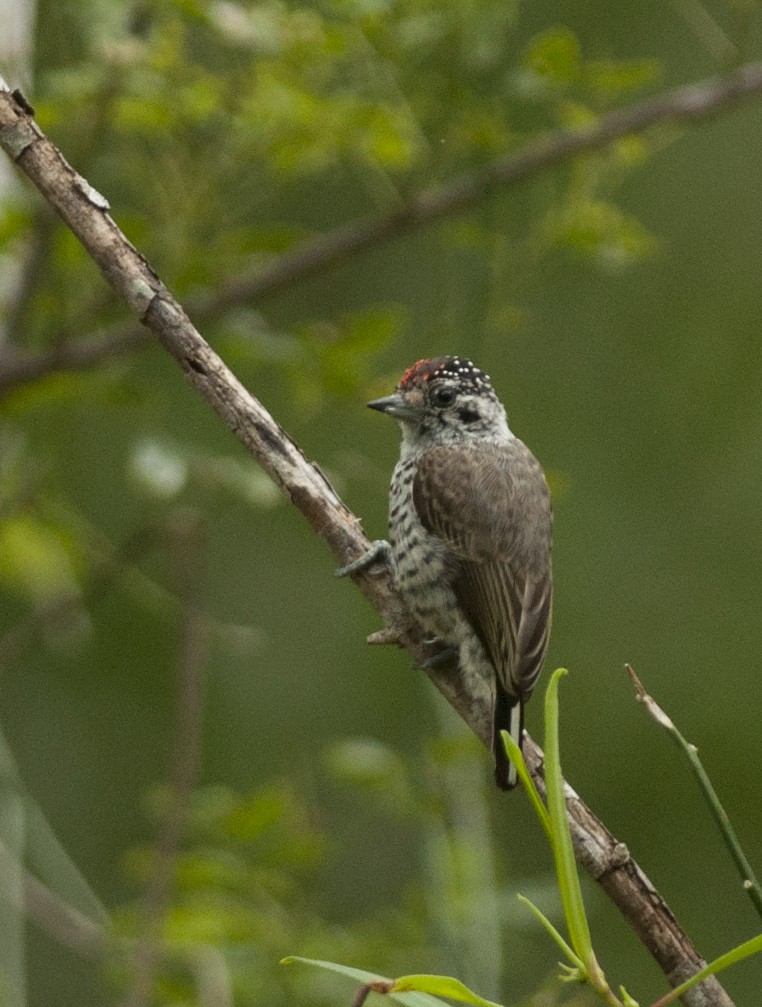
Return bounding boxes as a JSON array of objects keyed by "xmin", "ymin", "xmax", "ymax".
[{"xmin": 493, "ymin": 690, "xmax": 523, "ymax": 791}]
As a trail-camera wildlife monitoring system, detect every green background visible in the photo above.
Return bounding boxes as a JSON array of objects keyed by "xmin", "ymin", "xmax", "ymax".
[{"xmin": 2, "ymin": 1, "xmax": 762, "ymax": 1004}]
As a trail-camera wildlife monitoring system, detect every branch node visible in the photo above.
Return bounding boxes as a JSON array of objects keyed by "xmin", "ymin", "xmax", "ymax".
[
  {"xmin": 625, "ymin": 663, "xmax": 675, "ymax": 730},
  {"xmin": 73, "ymin": 172, "xmax": 110, "ymax": 210},
  {"xmin": 11, "ymin": 88, "xmax": 35, "ymax": 116},
  {"xmin": 352, "ymin": 980, "xmax": 393, "ymax": 1007},
  {"xmin": 0, "ymin": 117, "xmax": 37, "ymax": 160},
  {"xmin": 133, "ymin": 279, "xmax": 162, "ymax": 319},
  {"xmin": 186, "ymin": 356, "xmax": 208, "ymax": 375},
  {"xmin": 609, "ymin": 841, "xmax": 631, "ymax": 869}
]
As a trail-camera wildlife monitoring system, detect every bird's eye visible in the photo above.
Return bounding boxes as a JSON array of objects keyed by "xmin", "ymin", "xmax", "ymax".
[{"xmin": 431, "ymin": 386, "xmax": 456, "ymax": 407}]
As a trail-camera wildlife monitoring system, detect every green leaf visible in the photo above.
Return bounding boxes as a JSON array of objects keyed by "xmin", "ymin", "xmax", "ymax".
[
  {"xmin": 584, "ymin": 57, "xmax": 661, "ymax": 96},
  {"xmin": 619, "ymin": 986, "xmax": 640, "ymax": 1007},
  {"xmin": 523, "ymin": 27, "xmax": 581, "ymax": 85},
  {"xmin": 543, "ymin": 669, "xmax": 594, "ymax": 967},
  {"xmin": 392, "ymin": 974, "xmax": 507, "ymax": 1007},
  {"xmin": 499, "ymin": 730, "xmax": 552, "ymax": 841},
  {"xmin": 0, "ymin": 516, "xmax": 79, "ymax": 602},
  {"xmin": 654, "ymin": 932, "xmax": 762, "ymax": 1006},
  {"xmin": 515, "ymin": 895, "xmax": 582, "ymax": 972},
  {"xmin": 325, "ymin": 738, "xmax": 410, "ymax": 792},
  {"xmin": 558, "ymin": 962, "xmax": 584, "ymax": 984},
  {"xmin": 222, "ymin": 787, "xmax": 290, "ymax": 841},
  {"xmin": 545, "ymin": 200, "xmax": 656, "ymax": 269},
  {"xmin": 280, "ymin": 958, "xmax": 447, "ymax": 1006},
  {"xmin": 281, "ymin": 957, "xmax": 371, "ymax": 978},
  {"xmin": 174, "ymin": 850, "xmax": 248, "ymax": 891}
]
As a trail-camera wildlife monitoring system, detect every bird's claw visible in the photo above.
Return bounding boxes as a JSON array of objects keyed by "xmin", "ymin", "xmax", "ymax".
[{"xmin": 335, "ymin": 540, "xmax": 394, "ymax": 578}]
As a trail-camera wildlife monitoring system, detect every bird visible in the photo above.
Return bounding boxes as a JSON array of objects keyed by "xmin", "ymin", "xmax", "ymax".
[{"xmin": 339, "ymin": 356, "xmax": 553, "ymax": 789}]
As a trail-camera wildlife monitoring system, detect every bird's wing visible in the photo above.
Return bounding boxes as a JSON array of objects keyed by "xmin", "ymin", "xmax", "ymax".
[{"xmin": 413, "ymin": 441, "xmax": 552, "ymax": 700}]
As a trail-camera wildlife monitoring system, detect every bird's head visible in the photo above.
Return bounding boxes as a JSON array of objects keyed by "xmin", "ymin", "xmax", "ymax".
[{"xmin": 368, "ymin": 356, "xmax": 511, "ymax": 448}]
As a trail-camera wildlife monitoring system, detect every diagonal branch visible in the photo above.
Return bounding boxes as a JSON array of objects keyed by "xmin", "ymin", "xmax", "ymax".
[
  {"xmin": 2, "ymin": 61, "xmax": 762, "ymax": 398},
  {"xmin": 0, "ymin": 83, "xmax": 737, "ymax": 1007},
  {"xmin": 205, "ymin": 59, "xmax": 762, "ymax": 306},
  {"xmin": 0, "ymin": 838, "xmax": 106, "ymax": 960}
]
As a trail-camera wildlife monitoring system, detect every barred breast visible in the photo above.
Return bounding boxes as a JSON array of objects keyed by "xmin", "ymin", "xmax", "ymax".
[{"xmin": 388, "ymin": 457, "xmax": 473, "ymax": 650}]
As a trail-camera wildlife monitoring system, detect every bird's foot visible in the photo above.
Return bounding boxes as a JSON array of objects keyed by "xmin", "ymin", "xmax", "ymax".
[
  {"xmin": 335, "ymin": 540, "xmax": 394, "ymax": 578},
  {"xmin": 367, "ymin": 626, "xmax": 404, "ymax": 647}
]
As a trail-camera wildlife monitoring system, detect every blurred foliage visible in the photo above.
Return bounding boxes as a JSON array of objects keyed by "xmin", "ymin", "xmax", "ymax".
[
  {"xmin": 113, "ymin": 726, "xmax": 543, "ymax": 1007},
  {"xmin": 3, "ymin": 0, "xmax": 660, "ymax": 357},
  {"xmin": 118, "ymin": 781, "xmax": 339, "ymax": 1005},
  {"xmin": 2, "ymin": 0, "xmax": 762, "ymax": 1005}
]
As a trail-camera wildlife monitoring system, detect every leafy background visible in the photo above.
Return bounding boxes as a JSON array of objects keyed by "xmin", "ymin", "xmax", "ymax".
[{"xmin": 2, "ymin": 0, "xmax": 762, "ymax": 1005}]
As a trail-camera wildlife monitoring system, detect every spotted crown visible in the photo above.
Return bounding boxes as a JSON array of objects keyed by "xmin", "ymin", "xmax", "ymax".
[{"xmin": 399, "ymin": 356, "xmax": 493, "ymax": 394}]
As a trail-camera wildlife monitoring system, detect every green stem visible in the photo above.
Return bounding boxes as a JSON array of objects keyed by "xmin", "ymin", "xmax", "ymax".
[
  {"xmin": 500, "ymin": 730, "xmax": 552, "ymax": 842},
  {"xmin": 627, "ymin": 665, "xmax": 762, "ymax": 922},
  {"xmin": 544, "ymin": 671, "xmax": 623, "ymax": 1006},
  {"xmin": 648, "ymin": 932, "xmax": 762, "ymax": 1007}
]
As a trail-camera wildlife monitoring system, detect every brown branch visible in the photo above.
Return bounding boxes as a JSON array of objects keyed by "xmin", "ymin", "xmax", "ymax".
[
  {"xmin": 351, "ymin": 979, "xmax": 394, "ymax": 1007},
  {"xmin": 0, "ymin": 318, "xmax": 147, "ymax": 395},
  {"xmin": 3, "ymin": 61, "xmax": 762, "ymax": 398},
  {"xmin": 206, "ymin": 59, "xmax": 762, "ymax": 306},
  {"xmin": 0, "ymin": 84, "xmax": 737, "ymax": 1007}
]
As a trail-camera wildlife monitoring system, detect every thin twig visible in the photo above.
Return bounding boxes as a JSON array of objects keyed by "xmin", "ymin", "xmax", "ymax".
[
  {"xmin": 122, "ymin": 513, "xmax": 209, "ymax": 1007},
  {"xmin": 520, "ymin": 739, "xmax": 733, "ymax": 1007},
  {"xmin": 648, "ymin": 934, "xmax": 762, "ymax": 1007},
  {"xmin": 0, "ymin": 83, "xmax": 739, "ymax": 1007},
  {"xmin": 2, "ymin": 836, "xmax": 231, "ymax": 1007},
  {"xmin": 0, "ymin": 318, "xmax": 148, "ymax": 396},
  {"xmin": 185, "ymin": 943, "xmax": 234, "ymax": 1007},
  {"xmin": 626, "ymin": 663, "xmax": 762, "ymax": 921},
  {"xmin": 674, "ymin": 0, "xmax": 737, "ymax": 64},
  {"xmin": 0, "ymin": 838, "xmax": 106, "ymax": 959},
  {"xmin": 351, "ymin": 980, "xmax": 394, "ymax": 1007},
  {"xmin": 3, "ymin": 205, "xmax": 58, "ymax": 345},
  {"xmin": 0, "ymin": 521, "xmax": 166, "ymax": 675},
  {"xmin": 3, "ymin": 62, "xmax": 762, "ymax": 396},
  {"xmin": 204, "ymin": 60, "xmax": 762, "ymax": 307}
]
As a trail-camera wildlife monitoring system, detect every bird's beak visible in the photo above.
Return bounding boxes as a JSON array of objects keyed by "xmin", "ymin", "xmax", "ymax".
[{"xmin": 367, "ymin": 393, "xmax": 418, "ymax": 420}]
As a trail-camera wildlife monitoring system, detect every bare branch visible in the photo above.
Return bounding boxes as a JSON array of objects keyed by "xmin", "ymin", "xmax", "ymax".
[
  {"xmin": 0, "ymin": 318, "xmax": 147, "ymax": 395},
  {"xmin": 208, "ymin": 60, "xmax": 762, "ymax": 305},
  {"xmin": 0, "ymin": 83, "xmax": 740, "ymax": 1007},
  {"xmin": 521, "ymin": 740, "xmax": 732, "ymax": 1007},
  {"xmin": 351, "ymin": 979, "xmax": 394, "ymax": 1007},
  {"xmin": 3, "ymin": 61, "xmax": 762, "ymax": 397}
]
